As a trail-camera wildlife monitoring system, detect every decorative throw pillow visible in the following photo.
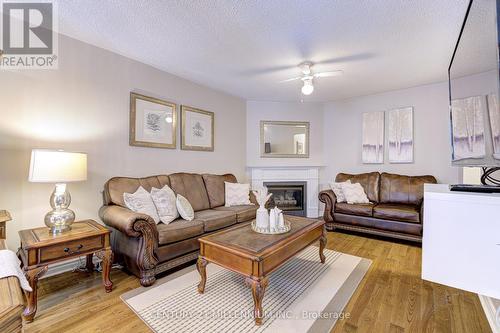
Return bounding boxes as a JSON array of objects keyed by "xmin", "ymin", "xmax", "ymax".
[
  {"xmin": 328, "ymin": 180, "xmax": 351, "ymax": 203},
  {"xmin": 341, "ymin": 182, "xmax": 370, "ymax": 204},
  {"xmin": 176, "ymin": 194, "xmax": 194, "ymax": 221},
  {"xmin": 123, "ymin": 186, "xmax": 160, "ymax": 223},
  {"xmin": 224, "ymin": 182, "xmax": 252, "ymax": 207},
  {"xmin": 151, "ymin": 185, "xmax": 179, "ymax": 224}
]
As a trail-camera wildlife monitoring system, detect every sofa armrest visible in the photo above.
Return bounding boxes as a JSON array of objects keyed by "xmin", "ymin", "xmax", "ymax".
[
  {"xmin": 318, "ymin": 190, "xmax": 337, "ymax": 222},
  {"xmin": 99, "ymin": 205, "xmax": 157, "ymax": 238},
  {"xmin": 99, "ymin": 205, "xmax": 159, "ymax": 286}
]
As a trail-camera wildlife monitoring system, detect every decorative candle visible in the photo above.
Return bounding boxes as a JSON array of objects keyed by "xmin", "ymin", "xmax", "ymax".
[
  {"xmin": 278, "ymin": 211, "xmax": 285, "ymax": 229},
  {"xmin": 269, "ymin": 207, "xmax": 277, "ymax": 231},
  {"xmin": 252, "ymin": 187, "xmax": 272, "ymax": 230}
]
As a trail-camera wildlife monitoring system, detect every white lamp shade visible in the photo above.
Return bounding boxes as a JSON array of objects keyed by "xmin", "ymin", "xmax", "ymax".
[{"xmin": 29, "ymin": 149, "xmax": 87, "ymax": 183}]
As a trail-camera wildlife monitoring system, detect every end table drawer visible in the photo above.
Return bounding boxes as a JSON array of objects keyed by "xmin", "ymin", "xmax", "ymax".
[{"xmin": 40, "ymin": 236, "xmax": 104, "ymax": 262}]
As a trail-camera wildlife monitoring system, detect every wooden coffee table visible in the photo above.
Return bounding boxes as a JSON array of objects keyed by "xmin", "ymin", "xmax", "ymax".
[{"xmin": 196, "ymin": 215, "xmax": 326, "ymax": 325}]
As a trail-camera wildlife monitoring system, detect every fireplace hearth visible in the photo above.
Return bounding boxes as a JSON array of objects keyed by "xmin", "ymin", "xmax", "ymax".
[{"xmin": 264, "ymin": 181, "xmax": 307, "ymax": 217}]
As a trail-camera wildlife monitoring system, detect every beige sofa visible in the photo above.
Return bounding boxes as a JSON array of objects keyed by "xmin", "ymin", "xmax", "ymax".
[{"xmin": 99, "ymin": 173, "xmax": 257, "ymax": 286}]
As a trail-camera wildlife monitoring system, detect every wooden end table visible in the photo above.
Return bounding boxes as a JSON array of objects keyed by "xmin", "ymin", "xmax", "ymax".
[
  {"xmin": 0, "ymin": 239, "xmax": 23, "ymax": 333},
  {"xmin": 196, "ymin": 215, "xmax": 326, "ymax": 325},
  {"xmin": 0, "ymin": 210, "xmax": 12, "ymax": 239},
  {"xmin": 18, "ymin": 219, "xmax": 113, "ymax": 322}
]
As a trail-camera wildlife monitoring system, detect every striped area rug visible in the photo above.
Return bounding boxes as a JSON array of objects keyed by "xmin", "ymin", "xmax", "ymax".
[{"xmin": 122, "ymin": 247, "xmax": 370, "ymax": 333}]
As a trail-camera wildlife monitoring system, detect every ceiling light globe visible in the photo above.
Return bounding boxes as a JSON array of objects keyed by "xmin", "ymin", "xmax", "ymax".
[{"xmin": 301, "ymin": 81, "xmax": 314, "ymax": 95}]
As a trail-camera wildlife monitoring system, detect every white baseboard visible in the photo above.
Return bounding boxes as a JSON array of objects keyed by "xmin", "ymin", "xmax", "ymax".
[
  {"xmin": 42, "ymin": 256, "xmax": 100, "ymax": 278},
  {"xmin": 479, "ymin": 294, "xmax": 500, "ymax": 333}
]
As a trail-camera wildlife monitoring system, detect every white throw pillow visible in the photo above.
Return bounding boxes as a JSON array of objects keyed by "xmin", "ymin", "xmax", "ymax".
[
  {"xmin": 328, "ymin": 180, "xmax": 351, "ymax": 203},
  {"xmin": 123, "ymin": 186, "xmax": 160, "ymax": 223},
  {"xmin": 176, "ymin": 194, "xmax": 194, "ymax": 221},
  {"xmin": 341, "ymin": 182, "xmax": 370, "ymax": 204},
  {"xmin": 225, "ymin": 182, "xmax": 252, "ymax": 207},
  {"xmin": 151, "ymin": 185, "xmax": 179, "ymax": 224}
]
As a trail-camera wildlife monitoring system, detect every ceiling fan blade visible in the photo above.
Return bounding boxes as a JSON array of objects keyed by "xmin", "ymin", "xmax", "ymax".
[
  {"xmin": 278, "ymin": 76, "xmax": 302, "ymax": 83},
  {"xmin": 313, "ymin": 70, "xmax": 344, "ymax": 78}
]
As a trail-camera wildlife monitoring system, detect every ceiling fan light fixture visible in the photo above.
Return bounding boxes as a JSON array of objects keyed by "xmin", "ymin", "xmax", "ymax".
[
  {"xmin": 301, "ymin": 79, "xmax": 314, "ymax": 95},
  {"xmin": 279, "ymin": 61, "xmax": 342, "ymax": 95},
  {"xmin": 299, "ymin": 61, "xmax": 313, "ymax": 75}
]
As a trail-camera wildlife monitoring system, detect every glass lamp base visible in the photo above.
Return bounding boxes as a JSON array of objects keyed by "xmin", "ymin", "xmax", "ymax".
[
  {"xmin": 44, "ymin": 208, "xmax": 75, "ymax": 234},
  {"xmin": 45, "ymin": 184, "xmax": 75, "ymax": 234}
]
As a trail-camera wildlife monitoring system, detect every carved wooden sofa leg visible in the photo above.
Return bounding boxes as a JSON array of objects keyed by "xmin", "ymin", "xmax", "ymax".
[{"xmin": 139, "ymin": 269, "xmax": 156, "ymax": 287}]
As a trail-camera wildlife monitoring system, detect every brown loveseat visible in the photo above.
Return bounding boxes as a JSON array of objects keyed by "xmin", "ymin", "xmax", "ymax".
[
  {"xmin": 319, "ymin": 172, "xmax": 437, "ymax": 242},
  {"xmin": 99, "ymin": 173, "xmax": 257, "ymax": 286}
]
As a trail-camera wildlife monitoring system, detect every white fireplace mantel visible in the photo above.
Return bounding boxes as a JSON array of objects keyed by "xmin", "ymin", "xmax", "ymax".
[{"xmin": 248, "ymin": 166, "xmax": 322, "ymax": 218}]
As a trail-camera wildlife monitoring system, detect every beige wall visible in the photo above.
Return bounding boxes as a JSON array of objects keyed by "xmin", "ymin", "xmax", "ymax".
[
  {"xmin": 322, "ymin": 71, "xmax": 497, "ymax": 185},
  {"xmin": 322, "ymin": 81, "xmax": 456, "ymax": 185},
  {"xmin": 0, "ymin": 35, "xmax": 247, "ymax": 249}
]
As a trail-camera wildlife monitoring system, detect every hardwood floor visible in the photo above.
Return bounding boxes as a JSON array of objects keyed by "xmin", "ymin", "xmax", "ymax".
[
  {"xmin": 329, "ymin": 232, "xmax": 491, "ymax": 333},
  {"xmin": 24, "ymin": 231, "xmax": 492, "ymax": 333}
]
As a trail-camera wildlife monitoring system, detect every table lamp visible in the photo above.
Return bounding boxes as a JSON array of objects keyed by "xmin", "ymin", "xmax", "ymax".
[{"xmin": 29, "ymin": 149, "xmax": 87, "ymax": 234}]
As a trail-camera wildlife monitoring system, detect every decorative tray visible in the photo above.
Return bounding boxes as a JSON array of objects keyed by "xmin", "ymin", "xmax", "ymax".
[{"xmin": 251, "ymin": 220, "xmax": 291, "ymax": 235}]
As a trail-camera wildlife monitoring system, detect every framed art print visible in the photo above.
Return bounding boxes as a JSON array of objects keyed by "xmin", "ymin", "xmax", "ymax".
[
  {"xmin": 181, "ymin": 105, "xmax": 214, "ymax": 151},
  {"xmin": 362, "ymin": 111, "xmax": 384, "ymax": 164},
  {"xmin": 451, "ymin": 96, "xmax": 486, "ymax": 161},
  {"xmin": 487, "ymin": 93, "xmax": 500, "ymax": 159},
  {"xmin": 130, "ymin": 92, "xmax": 177, "ymax": 149},
  {"xmin": 387, "ymin": 106, "xmax": 414, "ymax": 163}
]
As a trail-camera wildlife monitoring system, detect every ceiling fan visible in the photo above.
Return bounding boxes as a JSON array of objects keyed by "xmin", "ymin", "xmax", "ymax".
[{"xmin": 280, "ymin": 61, "xmax": 343, "ymax": 95}]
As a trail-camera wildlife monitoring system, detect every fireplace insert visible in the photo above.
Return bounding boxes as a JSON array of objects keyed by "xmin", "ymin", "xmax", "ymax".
[{"xmin": 263, "ymin": 181, "xmax": 307, "ymax": 217}]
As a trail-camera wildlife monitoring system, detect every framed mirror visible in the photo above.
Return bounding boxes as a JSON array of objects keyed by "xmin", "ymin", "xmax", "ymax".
[{"xmin": 260, "ymin": 121, "xmax": 310, "ymax": 158}]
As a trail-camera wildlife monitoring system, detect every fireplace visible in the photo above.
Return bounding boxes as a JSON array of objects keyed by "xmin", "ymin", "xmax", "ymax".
[
  {"xmin": 250, "ymin": 166, "xmax": 320, "ymax": 218},
  {"xmin": 264, "ymin": 181, "xmax": 307, "ymax": 217}
]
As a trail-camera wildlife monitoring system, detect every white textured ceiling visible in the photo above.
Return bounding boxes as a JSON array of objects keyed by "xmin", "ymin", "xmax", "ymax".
[{"xmin": 55, "ymin": 0, "xmax": 473, "ymax": 102}]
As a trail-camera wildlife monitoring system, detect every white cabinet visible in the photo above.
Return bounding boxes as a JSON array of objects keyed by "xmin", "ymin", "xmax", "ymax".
[{"xmin": 422, "ymin": 184, "xmax": 500, "ymax": 299}]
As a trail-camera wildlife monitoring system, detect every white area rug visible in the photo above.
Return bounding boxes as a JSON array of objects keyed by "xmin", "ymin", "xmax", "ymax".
[{"xmin": 121, "ymin": 247, "xmax": 370, "ymax": 333}]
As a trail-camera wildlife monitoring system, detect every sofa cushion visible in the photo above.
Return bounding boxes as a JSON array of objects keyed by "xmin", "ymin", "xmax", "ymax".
[
  {"xmin": 151, "ymin": 185, "xmax": 178, "ymax": 224},
  {"xmin": 123, "ymin": 186, "xmax": 160, "ymax": 223},
  {"xmin": 104, "ymin": 175, "xmax": 170, "ymax": 207},
  {"xmin": 176, "ymin": 194, "xmax": 195, "ymax": 221},
  {"xmin": 373, "ymin": 203, "xmax": 420, "ymax": 223},
  {"xmin": 329, "ymin": 180, "xmax": 351, "ymax": 203},
  {"xmin": 341, "ymin": 183, "xmax": 370, "ymax": 204},
  {"xmin": 335, "ymin": 172, "xmax": 380, "ymax": 203},
  {"xmin": 225, "ymin": 182, "xmax": 252, "ymax": 206},
  {"xmin": 156, "ymin": 219, "xmax": 204, "ymax": 245},
  {"xmin": 333, "ymin": 213, "xmax": 422, "ymax": 236},
  {"xmin": 335, "ymin": 202, "xmax": 373, "ymax": 217},
  {"xmin": 214, "ymin": 205, "xmax": 257, "ymax": 223},
  {"xmin": 380, "ymin": 173, "xmax": 437, "ymax": 205},
  {"xmin": 168, "ymin": 173, "xmax": 210, "ymax": 212},
  {"xmin": 194, "ymin": 209, "xmax": 237, "ymax": 232},
  {"xmin": 156, "ymin": 237, "xmax": 200, "ymax": 263},
  {"xmin": 202, "ymin": 174, "xmax": 237, "ymax": 208}
]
